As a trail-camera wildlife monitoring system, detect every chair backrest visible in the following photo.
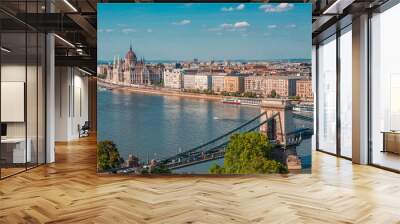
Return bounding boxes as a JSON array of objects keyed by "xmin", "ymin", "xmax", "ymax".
[{"xmin": 82, "ymin": 121, "xmax": 90, "ymax": 129}]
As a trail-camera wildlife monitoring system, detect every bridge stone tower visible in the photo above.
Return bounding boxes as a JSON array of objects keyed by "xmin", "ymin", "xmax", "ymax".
[{"xmin": 260, "ymin": 99, "xmax": 295, "ymax": 144}]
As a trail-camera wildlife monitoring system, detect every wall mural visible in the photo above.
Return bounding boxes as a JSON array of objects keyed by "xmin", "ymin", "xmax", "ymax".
[{"xmin": 97, "ymin": 3, "xmax": 313, "ymax": 175}]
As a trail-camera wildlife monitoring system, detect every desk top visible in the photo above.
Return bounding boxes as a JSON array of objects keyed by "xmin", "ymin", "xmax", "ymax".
[
  {"xmin": 381, "ymin": 131, "xmax": 400, "ymax": 135},
  {"xmin": 1, "ymin": 138, "xmax": 29, "ymax": 143}
]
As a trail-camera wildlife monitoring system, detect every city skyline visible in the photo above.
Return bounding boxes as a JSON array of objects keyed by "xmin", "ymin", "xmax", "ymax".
[{"xmin": 98, "ymin": 3, "xmax": 312, "ymax": 61}]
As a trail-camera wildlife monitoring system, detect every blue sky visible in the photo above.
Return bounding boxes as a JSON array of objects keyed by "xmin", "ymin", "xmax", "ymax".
[{"xmin": 98, "ymin": 3, "xmax": 311, "ymax": 61}]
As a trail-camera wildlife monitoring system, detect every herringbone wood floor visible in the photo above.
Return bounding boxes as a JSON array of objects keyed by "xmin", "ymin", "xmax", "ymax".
[{"xmin": 1, "ymin": 135, "xmax": 400, "ymax": 224}]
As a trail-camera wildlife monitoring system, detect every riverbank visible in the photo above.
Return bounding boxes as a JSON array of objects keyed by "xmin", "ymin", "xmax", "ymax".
[{"xmin": 98, "ymin": 79, "xmax": 223, "ymax": 101}]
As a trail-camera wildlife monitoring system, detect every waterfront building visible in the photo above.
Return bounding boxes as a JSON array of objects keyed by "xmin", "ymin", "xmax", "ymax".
[
  {"xmin": 296, "ymin": 79, "xmax": 313, "ymax": 99},
  {"xmin": 223, "ymin": 75, "xmax": 245, "ymax": 93},
  {"xmin": 125, "ymin": 154, "xmax": 139, "ymax": 168},
  {"xmin": 244, "ymin": 75, "xmax": 267, "ymax": 95},
  {"xmin": 112, "ymin": 56, "xmax": 123, "ymax": 84},
  {"xmin": 183, "ymin": 74, "xmax": 196, "ymax": 90},
  {"xmin": 212, "ymin": 74, "xmax": 226, "ymax": 93},
  {"xmin": 183, "ymin": 73, "xmax": 212, "ymax": 90},
  {"xmin": 97, "ymin": 64, "xmax": 108, "ymax": 76},
  {"xmin": 265, "ymin": 76, "xmax": 298, "ymax": 97},
  {"xmin": 163, "ymin": 68, "xmax": 183, "ymax": 89},
  {"xmin": 106, "ymin": 45, "xmax": 161, "ymax": 86}
]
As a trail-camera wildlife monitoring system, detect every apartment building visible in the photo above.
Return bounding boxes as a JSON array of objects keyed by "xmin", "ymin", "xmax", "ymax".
[
  {"xmin": 244, "ymin": 76, "xmax": 266, "ymax": 95},
  {"xmin": 163, "ymin": 68, "xmax": 183, "ymax": 89},
  {"xmin": 296, "ymin": 79, "xmax": 313, "ymax": 99},
  {"xmin": 223, "ymin": 75, "xmax": 245, "ymax": 93},
  {"xmin": 211, "ymin": 74, "xmax": 226, "ymax": 93},
  {"xmin": 183, "ymin": 73, "xmax": 212, "ymax": 90},
  {"xmin": 264, "ymin": 76, "xmax": 297, "ymax": 97}
]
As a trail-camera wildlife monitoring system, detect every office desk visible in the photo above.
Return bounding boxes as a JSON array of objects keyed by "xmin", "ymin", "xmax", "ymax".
[
  {"xmin": 382, "ymin": 131, "xmax": 400, "ymax": 154},
  {"xmin": 1, "ymin": 138, "xmax": 31, "ymax": 164}
]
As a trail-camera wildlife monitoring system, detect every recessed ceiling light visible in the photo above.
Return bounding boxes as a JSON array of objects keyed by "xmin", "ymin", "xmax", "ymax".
[
  {"xmin": 78, "ymin": 68, "xmax": 92, "ymax": 76},
  {"xmin": 63, "ymin": 0, "xmax": 78, "ymax": 12},
  {"xmin": 1, "ymin": 47, "xmax": 11, "ymax": 53},
  {"xmin": 54, "ymin": 34, "xmax": 75, "ymax": 48}
]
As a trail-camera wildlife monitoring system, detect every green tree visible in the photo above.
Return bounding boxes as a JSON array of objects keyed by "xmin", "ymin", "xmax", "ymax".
[
  {"xmin": 209, "ymin": 132, "xmax": 287, "ymax": 174},
  {"xmin": 209, "ymin": 163, "xmax": 224, "ymax": 174},
  {"xmin": 97, "ymin": 140, "xmax": 124, "ymax": 171},
  {"xmin": 98, "ymin": 73, "xmax": 107, "ymax": 79},
  {"xmin": 270, "ymin": 90, "xmax": 277, "ymax": 98},
  {"xmin": 243, "ymin": 92, "xmax": 257, "ymax": 98},
  {"xmin": 288, "ymin": 95, "xmax": 301, "ymax": 100},
  {"xmin": 150, "ymin": 164, "xmax": 171, "ymax": 174},
  {"xmin": 141, "ymin": 164, "xmax": 171, "ymax": 174}
]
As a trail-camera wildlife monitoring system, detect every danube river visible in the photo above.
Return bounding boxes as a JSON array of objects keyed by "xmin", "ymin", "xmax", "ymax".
[{"xmin": 98, "ymin": 89, "xmax": 312, "ymax": 173}]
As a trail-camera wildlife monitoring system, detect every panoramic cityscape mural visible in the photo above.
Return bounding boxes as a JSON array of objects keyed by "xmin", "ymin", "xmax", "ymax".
[{"xmin": 97, "ymin": 3, "xmax": 313, "ymax": 175}]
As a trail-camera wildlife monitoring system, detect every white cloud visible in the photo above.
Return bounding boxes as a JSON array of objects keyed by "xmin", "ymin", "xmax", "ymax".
[
  {"xmin": 286, "ymin": 24, "xmax": 297, "ymax": 28},
  {"xmin": 234, "ymin": 21, "xmax": 250, "ymax": 28},
  {"xmin": 221, "ymin": 7, "xmax": 234, "ymax": 12},
  {"xmin": 268, "ymin": 24, "xmax": 277, "ymax": 29},
  {"xmin": 172, "ymin": 19, "xmax": 191, "ymax": 25},
  {"xmin": 222, "ymin": 4, "xmax": 245, "ymax": 12},
  {"xmin": 236, "ymin": 4, "xmax": 245, "ymax": 10},
  {"xmin": 121, "ymin": 28, "xmax": 135, "ymax": 33},
  {"xmin": 105, "ymin": 29, "xmax": 113, "ymax": 33},
  {"xmin": 208, "ymin": 21, "xmax": 250, "ymax": 32},
  {"xmin": 147, "ymin": 28, "xmax": 153, "ymax": 33},
  {"xmin": 98, "ymin": 29, "xmax": 103, "ymax": 33},
  {"xmin": 220, "ymin": 23, "xmax": 234, "ymax": 29},
  {"xmin": 259, "ymin": 3, "xmax": 294, "ymax": 13}
]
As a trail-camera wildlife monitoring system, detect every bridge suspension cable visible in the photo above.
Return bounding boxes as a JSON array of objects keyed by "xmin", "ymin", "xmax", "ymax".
[{"xmin": 160, "ymin": 112, "xmax": 280, "ymax": 165}]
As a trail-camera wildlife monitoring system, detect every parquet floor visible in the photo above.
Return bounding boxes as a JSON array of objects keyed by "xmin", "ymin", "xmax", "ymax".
[{"xmin": 1, "ymin": 135, "xmax": 400, "ymax": 224}]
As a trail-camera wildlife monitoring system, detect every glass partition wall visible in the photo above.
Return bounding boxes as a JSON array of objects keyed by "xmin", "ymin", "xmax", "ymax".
[
  {"xmin": 316, "ymin": 25, "xmax": 353, "ymax": 159},
  {"xmin": 370, "ymin": 3, "xmax": 400, "ymax": 171},
  {"xmin": 317, "ymin": 35, "xmax": 337, "ymax": 155},
  {"xmin": 0, "ymin": 2, "xmax": 46, "ymax": 179},
  {"xmin": 339, "ymin": 26, "xmax": 352, "ymax": 159}
]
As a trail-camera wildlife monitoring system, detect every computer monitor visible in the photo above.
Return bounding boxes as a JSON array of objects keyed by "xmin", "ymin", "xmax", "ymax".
[{"xmin": 1, "ymin": 123, "xmax": 7, "ymax": 137}]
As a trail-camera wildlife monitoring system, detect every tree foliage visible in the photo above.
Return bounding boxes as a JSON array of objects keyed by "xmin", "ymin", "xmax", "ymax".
[
  {"xmin": 209, "ymin": 132, "xmax": 287, "ymax": 174},
  {"xmin": 150, "ymin": 164, "xmax": 172, "ymax": 174},
  {"xmin": 97, "ymin": 73, "xmax": 107, "ymax": 79},
  {"xmin": 242, "ymin": 92, "xmax": 258, "ymax": 98},
  {"xmin": 97, "ymin": 140, "xmax": 124, "ymax": 171},
  {"xmin": 269, "ymin": 89, "xmax": 277, "ymax": 98},
  {"xmin": 288, "ymin": 95, "xmax": 301, "ymax": 100}
]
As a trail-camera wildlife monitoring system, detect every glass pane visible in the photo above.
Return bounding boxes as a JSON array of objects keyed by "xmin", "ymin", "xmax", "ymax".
[
  {"xmin": 371, "ymin": 4, "xmax": 400, "ymax": 171},
  {"xmin": 317, "ymin": 35, "xmax": 337, "ymax": 154},
  {"xmin": 38, "ymin": 33, "xmax": 45, "ymax": 165},
  {"xmin": 27, "ymin": 31, "xmax": 38, "ymax": 169},
  {"xmin": 1, "ymin": 31, "xmax": 27, "ymax": 177},
  {"xmin": 340, "ymin": 27, "xmax": 352, "ymax": 158}
]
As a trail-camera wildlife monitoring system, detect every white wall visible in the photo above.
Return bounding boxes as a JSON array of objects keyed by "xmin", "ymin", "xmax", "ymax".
[{"xmin": 55, "ymin": 67, "xmax": 89, "ymax": 141}]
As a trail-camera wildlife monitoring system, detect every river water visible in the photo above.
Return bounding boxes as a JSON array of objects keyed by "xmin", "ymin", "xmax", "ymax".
[{"xmin": 98, "ymin": 89, "xmax": 312, "ymax": 174}]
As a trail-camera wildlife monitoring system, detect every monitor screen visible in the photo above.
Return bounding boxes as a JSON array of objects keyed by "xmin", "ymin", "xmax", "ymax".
[{"xmin": 1, "ymin": 123, "xmax": 7, "ymax": 137}]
